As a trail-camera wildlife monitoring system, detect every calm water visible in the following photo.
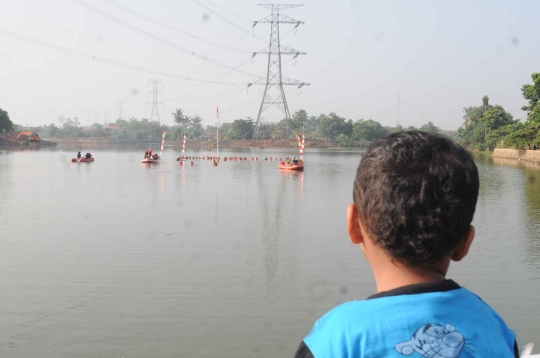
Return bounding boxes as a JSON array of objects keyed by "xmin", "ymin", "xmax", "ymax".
[{"xmin": 1, "ymin": 147, "xmax": 539, "ymax": 357}]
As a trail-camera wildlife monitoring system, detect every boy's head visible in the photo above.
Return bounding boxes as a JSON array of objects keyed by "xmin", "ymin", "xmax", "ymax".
[{"xmin": 351, "ymin": 131, "xmax": 479, "ymax": 266}]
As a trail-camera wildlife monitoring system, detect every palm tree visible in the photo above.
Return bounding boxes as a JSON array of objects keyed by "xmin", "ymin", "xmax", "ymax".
[{"xmin": 172, "ymin": 109, "xmax": 192, "ymax": 127}]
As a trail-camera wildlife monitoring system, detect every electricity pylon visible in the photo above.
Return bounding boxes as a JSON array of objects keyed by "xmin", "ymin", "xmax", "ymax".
[
  {"xmin": 250, "ymin": 4, "xmax": 309, "ymax": 128},
  {"xmin": 147, "ymin": 79, "xmax": 163, "ymax": 123},
  {"xmin": 116, "ymin": 102, "xmax": 125, "ymax": 121}
]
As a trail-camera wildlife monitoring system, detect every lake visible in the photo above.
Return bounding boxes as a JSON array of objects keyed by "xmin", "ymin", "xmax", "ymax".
[{"xmin": 0, "ymin": 146, "xmax": 539, "ymax": 357}]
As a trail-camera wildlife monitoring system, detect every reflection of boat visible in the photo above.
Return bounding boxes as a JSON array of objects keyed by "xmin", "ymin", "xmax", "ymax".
[
  {"xmin": 278, "ymin": 161, "xmax": 304, "ymax": 171},
  {"xmin": 71, "ymin": 157, "xmax": 94, "ymax": 162}
]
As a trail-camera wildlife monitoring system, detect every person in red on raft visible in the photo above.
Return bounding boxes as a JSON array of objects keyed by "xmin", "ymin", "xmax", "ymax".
[{"xmin": 145, "ymin": 148, "xmax": 152, "ymax": 159}]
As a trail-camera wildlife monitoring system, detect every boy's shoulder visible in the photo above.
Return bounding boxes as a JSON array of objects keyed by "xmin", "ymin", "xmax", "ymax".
[
  {"xmin": 302, "ymin": 281, "xmax": 517, "ymax": 358},
  {"xmin": 309, "ymin": 280, "xmax": 473, "ymax": 327}
]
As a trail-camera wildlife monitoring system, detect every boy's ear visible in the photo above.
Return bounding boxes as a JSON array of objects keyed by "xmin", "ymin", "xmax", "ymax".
[
  {"xmin": 347, "ymin": 203, "xmax": 364, "ymax": 245},
  {"xmin": 451, "ymin": 225, "xmax": 475, "ymax": 262}
]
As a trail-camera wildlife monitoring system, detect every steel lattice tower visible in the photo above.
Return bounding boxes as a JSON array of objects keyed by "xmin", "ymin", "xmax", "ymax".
[
  {"xmin": 116, "ymin": 102, "xmax": 124, "ymax": 121},
  {"xmin": 147, "ymin": 79, "xmax": 163, "ymax": 123},
  {"xmin": 251, "ymin": 4, "xmax": 309, "ymax": 126}
]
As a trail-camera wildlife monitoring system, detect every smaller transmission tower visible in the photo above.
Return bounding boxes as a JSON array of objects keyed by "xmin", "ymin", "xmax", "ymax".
[
  {"xmin": 251, "ymin": 4, "xmax": 309, "ymax": 127},
  {"xmin": 147, "ymin": 79, "xmax": 164, "ymax": 123},
  {"xmin": 116, "ymin": 102, "xmax": 125, "ymax": 121}
]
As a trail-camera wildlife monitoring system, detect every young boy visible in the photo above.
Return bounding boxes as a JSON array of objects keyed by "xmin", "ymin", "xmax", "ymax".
[{"xmin": 295, "ymin": 131, "xmax": 519, "ymax": 358}]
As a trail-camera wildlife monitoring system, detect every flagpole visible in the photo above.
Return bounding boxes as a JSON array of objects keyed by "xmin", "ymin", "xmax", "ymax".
[{"xmin": 216, "ymin": 106, "xmax": 219, "ymax": 159}]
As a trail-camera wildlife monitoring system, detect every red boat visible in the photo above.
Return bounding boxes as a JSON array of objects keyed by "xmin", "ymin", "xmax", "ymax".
[
  {"xmin": 141, "ymin": 158, "xmax": 159, "ymax": 164},
  {"xmin": 71, "ymin": 157, "xmax": 94, "ymax": 162},
  {"xmin": 278, "ymin": 161, "xmax": 304, "ymax": 171},
  {"xmin": 142, "ymin": 131, "xmax": 166, "ymax": 164}
]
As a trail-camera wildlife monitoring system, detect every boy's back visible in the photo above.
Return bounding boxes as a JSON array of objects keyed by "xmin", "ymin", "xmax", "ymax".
[
  {"xmin": 298, "ymin": 281, "xmax": 516, "ymax": 357},
  {"xmin": 294, "ymin": 132, "xmax": 519, "ymax": 358}
]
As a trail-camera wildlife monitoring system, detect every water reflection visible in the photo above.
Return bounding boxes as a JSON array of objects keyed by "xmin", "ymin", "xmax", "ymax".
[
  {"xmin": 522, "ymin": 166, "xmax": 540, "ymax": 271},
  {"xmin": 0, "ymin": 153, "xmax": 13, "ymax": 221},
  {"xmin": 490, "ymin": 157, "xmax": 540, "ymax": 271}
]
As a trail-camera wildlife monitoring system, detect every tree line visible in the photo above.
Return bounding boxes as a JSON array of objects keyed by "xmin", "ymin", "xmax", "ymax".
[
  {"xmin": 6, "ymin": 107, "xmax": 444, "ymax": 146},
  {"xmin": 3, "ymin": 71, "xmax": 540, "ymax": 150},
  {"xmin": 459, "ymin": 73, "xmax": 540, "ymax": 150}
]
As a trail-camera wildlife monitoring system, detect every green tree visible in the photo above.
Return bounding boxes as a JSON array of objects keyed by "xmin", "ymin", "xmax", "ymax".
[
  {"xmin": 420, "ymin": 121, "xmax": 440, "ymax": 134},
  {"xmin": 288, "ymin": 110, "xmax": 308, "ymax": 133},
  {"xmin": 459, "ymin": 96, "xmax": 515, "ymax": 150},
  {"xmin": 352, "ymin": 119, "xmax": 387, "ymax": 141},
  {"xmin": 189, "ymin": 115, "xmax": 204, "ymax": 138},
  {"xmin": 0, "ymin": 108, "xmax": 14, "ymax": 134},
  {"xmin": 299, "ymin": 115, "xmax": 319, "ymax": 138},
  {"xmin": 255, "ymin": 123, "xmax": 273, "ymax": 140},
  {"xmin": 319, "ymin": 113, "xmax": 349, "ymax": 141},
  {"xmin": 392, "ymin": 124, "xmax": 404, "ymax": 133},
  {"xmin": 482, "ymin": 95, "xmax": 489, "ymax": 107},
  {"xmin": 491, "ymin": 73, "xmax": 540, "ymax": 150},
  {"xmin": 521, "ymin": 73, "xmax": 540, "ymax": 124},
  {"xmin": 228, "ymin": 119, "xmax": 254, "ymax": 139},
  {"xmin": 172, "ymin": 109, "xmax": 191, "ymax": 127},
  {"xmin": 272, "ymin": 119, "xmax": 292, "ymax": 139}
]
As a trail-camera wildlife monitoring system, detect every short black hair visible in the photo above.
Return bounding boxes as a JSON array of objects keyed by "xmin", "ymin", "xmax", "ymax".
[{"xmin": 353, "ymin": 131, "xmax": 479, "ymax": 265}]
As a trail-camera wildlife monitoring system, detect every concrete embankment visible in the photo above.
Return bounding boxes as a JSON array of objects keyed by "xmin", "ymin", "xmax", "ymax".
[{"xmin": 492, "ymin": 148, "xmax": 540, "ymax": 165}]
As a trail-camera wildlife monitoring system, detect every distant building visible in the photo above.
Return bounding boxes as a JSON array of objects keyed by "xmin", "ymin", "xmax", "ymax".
[{"xmin": 105, "ymin": 126, "xmax": 120, "ymax": 131}]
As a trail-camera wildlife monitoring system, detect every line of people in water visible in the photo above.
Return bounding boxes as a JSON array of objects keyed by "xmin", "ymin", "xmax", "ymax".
[
  {"xmin": 175, "ymin": 155, "xmax": 298, "ymax": 162},
  {"xmin": 76, "ymin": 151, "xmax": 93, "ymax": 159},
  {"xmin": 177, "ymin": 155, "xmax": 261, "ymax": 162}
]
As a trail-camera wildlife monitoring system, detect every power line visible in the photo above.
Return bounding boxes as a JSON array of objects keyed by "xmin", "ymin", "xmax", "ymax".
[
  {"xmin": 100, "ymin": 0, "xmax": 253, "ymax": 54},
  {"xmin": 197, "ymin": 0, "xmax": 253, "ymax": 22},
  {"xmin": 0, "ymin": 30, "xmax": 241, "ymax": 85},
  {"xmin": 165, "ymin": 84, "xmax": 245, "ymax": 102},
  {"xmin": 190, "ymin": 0, "xmax": 267, "ymax": 43},
  {"xmin": 184, "ymin": 86, "xmax": 246, "ymax": 114},
  {"xmin": 68, "ymin": 0, "xmax": 263, "ymax": 79},
  {"xmin": 195, "ymin": 88, "xmax": 297, "ymax": 116},
  {"xmin": 174, "ymin": 57, "xmax": 254, "ymax": 98}
]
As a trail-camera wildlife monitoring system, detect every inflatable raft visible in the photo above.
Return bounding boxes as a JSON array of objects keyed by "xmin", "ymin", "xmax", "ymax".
[
  {"xmin": 278, "ymin": 161, "xmax": 304, "ymax": 171},
  {"xmin": 72, "ymin": 157, "xmax": 94, "ymax": 162},
  {"xmin": 141, "ymin": 158, "xmax": 159, "ymax": 164}
]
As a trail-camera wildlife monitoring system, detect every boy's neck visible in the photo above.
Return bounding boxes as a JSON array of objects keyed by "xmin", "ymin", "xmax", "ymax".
[{"xmin": 370, "ymin": 255, "xmax": 450, "ymax": 293}]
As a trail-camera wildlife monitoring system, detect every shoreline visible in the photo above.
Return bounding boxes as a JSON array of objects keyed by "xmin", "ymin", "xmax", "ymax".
[{"xmin": 42, "ymin": 137, "xmax": 348, "ymax": 149}]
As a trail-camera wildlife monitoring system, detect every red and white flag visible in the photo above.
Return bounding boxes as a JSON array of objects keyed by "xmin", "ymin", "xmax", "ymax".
[
  {"xmin": 182, "ymin": 133, "xmax": 187, "ymax": 154},
  {"xmin": 160, "ymin": 130, "xmax": 166, "ymax": 156}
]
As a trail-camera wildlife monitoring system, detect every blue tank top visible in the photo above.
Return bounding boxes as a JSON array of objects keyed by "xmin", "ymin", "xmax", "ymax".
[{"xmin": 303, "ymin": 282, "xmax": 517, "ymax": 358}]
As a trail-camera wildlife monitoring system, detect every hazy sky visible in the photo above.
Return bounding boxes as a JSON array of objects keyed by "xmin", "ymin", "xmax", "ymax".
[{"xmin": 1, "ymin": 0, "xmax": 539, "ymax": 130}]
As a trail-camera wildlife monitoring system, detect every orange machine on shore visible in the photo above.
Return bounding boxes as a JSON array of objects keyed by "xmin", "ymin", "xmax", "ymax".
[{"xmin": 15, "ymin": 132, "xmax": 41, "ymax": 142}]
